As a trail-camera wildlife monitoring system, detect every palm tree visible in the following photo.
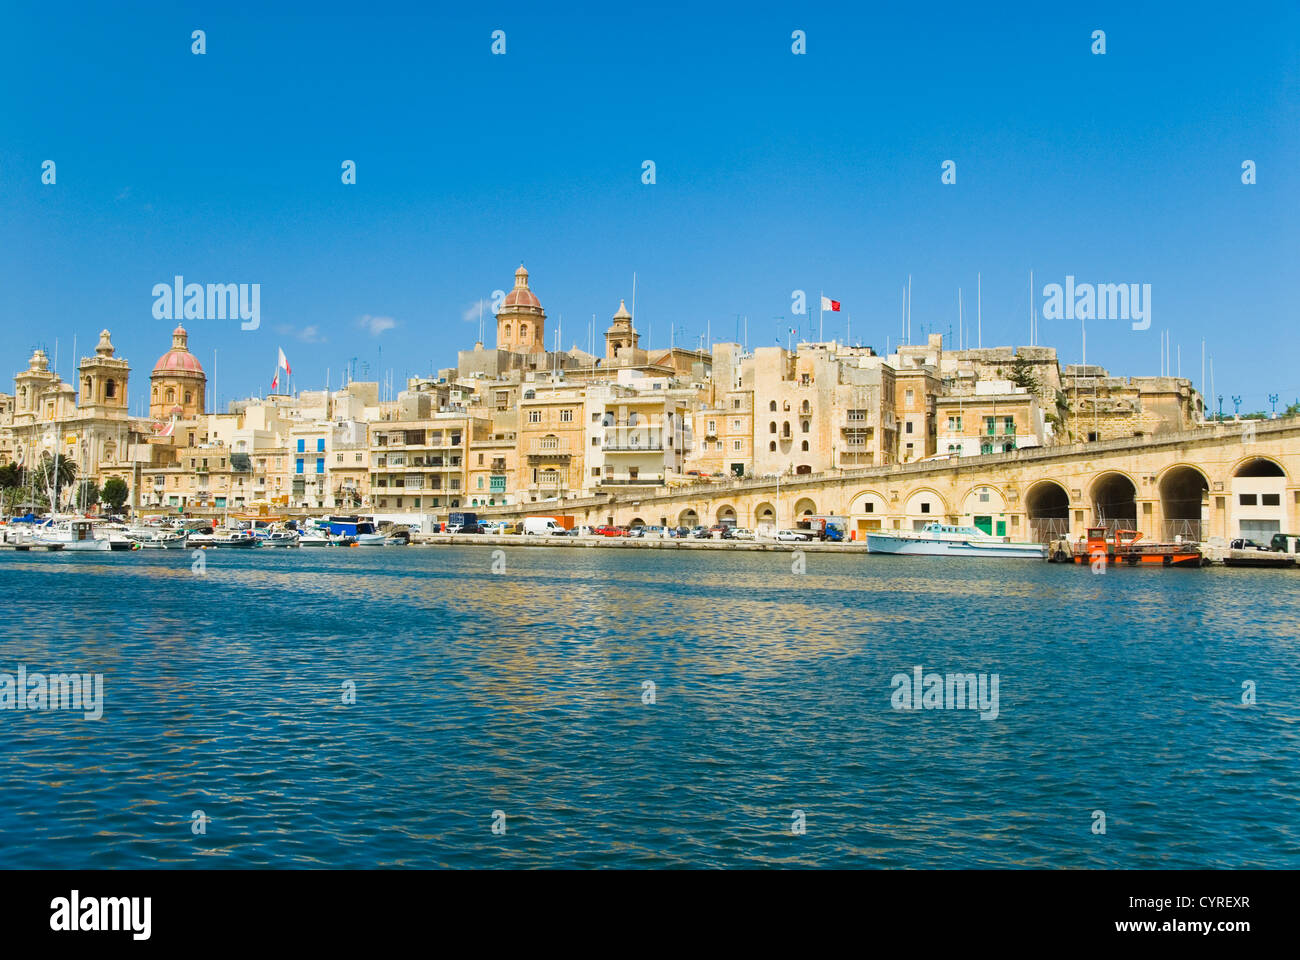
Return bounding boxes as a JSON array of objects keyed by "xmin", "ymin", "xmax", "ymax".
[{"xmin": 38, "ymin": 453, "xmax": 77, "ymax": 509}]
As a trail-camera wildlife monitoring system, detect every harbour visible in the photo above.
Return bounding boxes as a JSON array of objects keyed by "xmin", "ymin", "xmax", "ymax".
[{"xmin": 1, "ymin": 545, "xmax": 1295, "ymax": 869}]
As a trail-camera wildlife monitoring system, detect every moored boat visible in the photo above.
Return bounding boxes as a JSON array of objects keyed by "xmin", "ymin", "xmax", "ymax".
[
  {"xmin": 126, "ymin": 528, "xmax": 189, "ymax": 549},
  {"xmin": 32, "ymin": 519, "xmax": 112, "ymax": 552},
  {"xmin": 867, "ymin": 522, "xmax": 1047, "ymax": 559}
]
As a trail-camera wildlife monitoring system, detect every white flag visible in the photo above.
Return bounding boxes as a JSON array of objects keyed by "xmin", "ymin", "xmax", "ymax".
[{"xmin": 278, "ymin": 347, "xmax": 291, "ymax": 375}]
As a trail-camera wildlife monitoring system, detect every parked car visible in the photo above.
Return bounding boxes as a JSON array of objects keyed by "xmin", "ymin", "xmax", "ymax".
[
  {"xmin": 1270, "ymin": 533, "xmax": 1300, "ymax": 554},
  {"xmin": 1230, "ymin": 538, "xmax": 1270, "ymax": 551},
  {"xmin": 775, "ymin": 529, "xmax": 813, "ymax": 542},
  {"xmin": 690, "ymin": 525, "xmax": 711, "ymax": 539},
  {"xmin": 730, "ymin": 528, "xmax": 755, "ymax": 541},
  {"xmin": 707, "ymin": 524, "xmax": 732, "ymax": 539}
]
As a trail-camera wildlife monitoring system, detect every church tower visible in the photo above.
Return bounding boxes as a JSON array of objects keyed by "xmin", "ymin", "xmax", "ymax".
[
  {"xmin": 605, "ymin": 300, "xmax": 640, "ymax": 362},
  {"xmin": 495, "ymin": 264, "xmax": 546, "ymax": 354},
  {"xmin": 77, "ymin": 330, "xmax": 130, "ymax": 416}
]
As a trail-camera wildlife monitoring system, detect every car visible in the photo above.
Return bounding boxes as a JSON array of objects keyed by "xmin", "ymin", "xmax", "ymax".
[
  {"xmin": 707, "ymin": 524, "xmax": 733, "ymax": 539},
  {"xmin": 1270, "ymin": 533, "xmax": 1300, "ymax": 554},
  {"xmin": 775, "ymin": 529, "xmax": 813, "ymax": 542},
  {"xmin": 1230, "ymin": 538, "xmax": 1270, "ymax": 551},
  {"xmin": 730, "ymin": 528, "xmax": 755, "ymax": 541}
]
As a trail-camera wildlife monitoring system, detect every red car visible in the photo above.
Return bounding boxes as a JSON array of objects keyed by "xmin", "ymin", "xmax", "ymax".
[{"xmin": 595, "ymin": 525, "xmax": 628, "ymax": 537}]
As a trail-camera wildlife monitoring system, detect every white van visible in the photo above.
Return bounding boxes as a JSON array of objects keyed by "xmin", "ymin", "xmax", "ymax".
[{"xmin": 522, "ymin": 517, "xmax": 565, "ymax": 536}]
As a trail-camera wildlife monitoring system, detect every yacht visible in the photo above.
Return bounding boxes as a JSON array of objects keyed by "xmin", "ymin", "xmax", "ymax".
[
  {"xmin": 866, "ymin": 522, "xmax": 1047, "ymax": 559},
  {"xmin": 126, "ymin": 528, "xmax": 189, "ymax": 549}
]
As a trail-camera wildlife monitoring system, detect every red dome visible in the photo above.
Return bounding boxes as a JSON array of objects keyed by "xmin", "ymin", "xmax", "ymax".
[
  {"xmin": 153, "ymin": 349, "xmax": 205, "ymax": 374},
  {"xmin": 502, "ymin": 264, "xmax": 543, "ymax": 311}
]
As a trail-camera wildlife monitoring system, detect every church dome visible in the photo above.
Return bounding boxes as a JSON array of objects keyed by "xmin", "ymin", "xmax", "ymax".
[
  {"xmin": 501, "ymin": 264, "xmax": 543, "ymax": 311},
  {"xmin": 152, "ymin": 323, "xmax": 205, "ymax": 375}
]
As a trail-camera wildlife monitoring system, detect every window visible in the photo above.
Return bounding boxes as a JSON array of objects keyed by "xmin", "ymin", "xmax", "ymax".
[
  {"xmin": 947, "ymin": 416, "xmax": 962, "ymax": 431},
  {"xmin": 1239, "ymin": 494, "xmax": 1257, "ymax": 506},
  {"xmin": 732, "ymin": 420, "xmax": 741, "ymax": 430},
  {"xmin": 905, "ymin": 421, "xmax": 913, "ymax": 434},
  {"xmin": 801, "ymin": 441, "xmax": 809, "ymax": 451},
  {"xmin": 920, "ymin": 502, "xmax": 930, "ymax": 514},
  {"xmin": 520, "ymin": 324, "xmax": 528, "ymax": 339},
  {"xmin": 316, "ymin": 458, "xmax": 324, "ymax": 473},
  {"xmin": 905, "ymin": 388, "xmax": 914, "ymax": 404},
  {"xmin": 733, "ymin": 399, "xmax": 742, "ymax": 409},
  {"xmin": 528, "ymin": 410, "xmax": 541, "ymax": 423},
  {"xmin": 296, "ymin": 458, "xmax": 304, "ymax": 474},
  {"xmin": 847, "ymin": 410, "xmax": 866, "ymax": 421},
  {"xmin": 707, "ymin": 420, "xmax": 716, "ymax": 434},
  {"xmin": 317, "ymin": 439, "xmax": 325, "ymax": 452},
  {"xmin": 801, "ymin": 400, "xmax": 810, "ymax": 414},
  {"xmin": 979, "ymin": 488, "xmax": 990, "ymax": 503},
  {"xmin": 105, "ymin": 379, "xmax": 116, "ymax": 398},
  {"xmin": 981, "ymin": 442, "xmax": 993, "ymax": 455},
  {"xmin": 801, "ymin": 421, "xmax": 810, "ymax": 433},
  {"xmin": 560, "ymin": 409, "xmax": 573, "ymax": 422},
  {"xmin": 1088, "ymin": 431, "xmax": 1099, "ymax": 442},
  {"xmin": 1003, "ymin": 416, "xmax": 1015, "ymax": 435},
  {"xmin": 769, "ymin": 441, "xmax": 776, "ymax": 451},
  {"xmin": 769, "ymin": 401, "xmax": 777, "ymax": 411},
  {"xmin": 782, "ymin": 422, "xmax": 791, "ymax": 437},
  {"xmin": 477, "ymin": 477, "xmax": 484, "ymax": 489},
  {"xmin": 592, "ymin": 467, "xmax": 601, "ymax": 477},
  {"xmin": 1262, "ymin": 493, "xmax": 1280, "ymax": 506},
  {"xmin": 769, "ymin": 421, "xmax": 777, "ymax": 434},
  {"xmin": 297, "ymin": 439, "xmax": 305, "ymax": 452},
  {"xmin": 984, "ymin": 417, "xmax": 997, "ymax": 436},
  {"xmin": 733, "ymin": 440, "xmax": 742, "ymax": 451},
  {"xmin": 591, "ymin": 436, "xmax": 599, "ymax": 446},
  {"xmin": 185, "ymin": 392, "xmax": 193, "ymax": 404},
  {"xmin": 336, "ymin": 454, "xmax": 343, "ymax": 463}
]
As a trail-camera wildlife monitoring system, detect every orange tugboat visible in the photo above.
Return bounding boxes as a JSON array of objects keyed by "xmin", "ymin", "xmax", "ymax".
[{"xmin": 1048, "ymin": 527, "xmax": 1203, "ymax": 568}]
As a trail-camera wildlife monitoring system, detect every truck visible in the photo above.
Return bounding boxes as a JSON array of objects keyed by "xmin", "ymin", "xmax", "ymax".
[
  {"xmin": 446, "ymin": 511, "xmax": 481, "ymax": 534},
  {"xmin": 796, "ymin": 515, "xmax": 847, "ymax": 542},
  {"xmin": 523, "ymin": 516, "xmax": 567, "ymax": 536}
]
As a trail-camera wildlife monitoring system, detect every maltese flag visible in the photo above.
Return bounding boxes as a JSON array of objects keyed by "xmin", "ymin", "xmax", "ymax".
[
  {"xmin": 278, "ymin": 347, "xmax": 292, "ymax": 375},
  {"xmin": 271, "ymin": 369, "xmax": 280, "ymax": 392},
  {"xmin": 821, "ymin": 296, "xmax": 841, "ymax": 312}
]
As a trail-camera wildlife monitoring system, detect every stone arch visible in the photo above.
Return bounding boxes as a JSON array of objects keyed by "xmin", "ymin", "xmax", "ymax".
[
  {"xmin": 1090, "ymin": 471, "xmax": 1138, "ymax": 530},
  {"xmin": 1232, "ymin": 456, "xmax": 1286, "ymax": 478},
  {"xmin": 903, "ymin": 487, "xmax": 950, "ymax": 528},
  {"xmin": 1157, "ymin": 464, "xmax": 1209, "ymax": 541},
  {"xmin": 716, "ymin": 503, "xmax": 737, "ymax": 523},
  {"xmin": 630, "ymin": 517, "xmax": 646, "ymax": 528},
  {"xmin": 753, "ymin": 501, "xmax": 776, "ymax": 522},
  {"xmin": 793, "ymin": 497, "xmax": 817, "ymax": 517},
  {"xmin": 678, "ymin": 507, "xmax": 699, "ymax": 526},
  {"xmin": 1025, "ymin": 479, "xmax": 1071, "ymax": 541}
]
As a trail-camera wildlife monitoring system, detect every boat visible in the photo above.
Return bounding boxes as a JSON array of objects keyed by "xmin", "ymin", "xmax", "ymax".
[
  {"xmin": 1049, "ymin": 528, "xmax": 1202, "ymax": 568},
  {"xmin": 866, "ymin": 522, "xmax": 1047, "ymax": 559},
  {"xmin": 297, "ymin": 530, "xmax": 332, "ymax": 546},
  {"xmin": 32, "ymin": 519, "xmax": 112, "ymax": 552},
  {"xmin": 208, "ymin": 530, "xmax": 258, "ymax": 548},
  {"xmin": 260, "ymin": 530, "xmax": 300, "ymax": 548},
  {"xmin": 322, "ymin": 516, "xmax": 387, "ymax": 545},
  {"xmin": 126, "ymin": 528, "xmax": 189, "ymax": 549}
]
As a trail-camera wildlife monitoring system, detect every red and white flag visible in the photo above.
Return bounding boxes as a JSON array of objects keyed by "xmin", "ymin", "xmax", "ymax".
[
  {"xmin": 821, "ymin": 296, "xmax": 841, "ymax": 312},
  {"xmin": 270, "ymin": 369, "xmax": 280, "ymax": 392},
  {"xmin": 277, "ymin": 347, "xmax": 292, "ymax": 375}
]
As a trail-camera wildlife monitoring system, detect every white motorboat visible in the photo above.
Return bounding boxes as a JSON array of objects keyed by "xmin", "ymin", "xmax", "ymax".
[
  {"xmin": 33, "ymin": 519, "xmax": 112, "ymax": 552},
  {"xmin": 866, "ymin": 522, "xmax": 1047, "ymax": 559}
]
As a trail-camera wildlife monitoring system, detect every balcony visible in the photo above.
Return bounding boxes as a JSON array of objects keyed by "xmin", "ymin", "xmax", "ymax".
[
  {"xmin": 527, "ymin": 438, "xmax": 571, "ymax": 461},
  {"xmin": 599, "ymin": 475, "xmax": 666, "ymax": 486}
]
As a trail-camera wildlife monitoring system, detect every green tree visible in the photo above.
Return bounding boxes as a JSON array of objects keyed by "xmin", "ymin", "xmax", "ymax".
[
  {"xmin": 76, "ymin": 479, "xmax": 99, "ymax": 510},
  {"xmin": 1009, "ymin": 355, "xmax": 1039, "ymax": 393},
  {"xmin": 101, "ymin": 476, "xmax": 129, "ymax": 512},
  {"xmin": 0, "ymin": 462, "xmax": 23, "ymax": 491}
]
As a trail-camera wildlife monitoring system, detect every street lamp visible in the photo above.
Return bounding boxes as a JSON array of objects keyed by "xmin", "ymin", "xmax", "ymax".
[
  {"xmin": 1269, "ymin": 393, "xmax": 1279, "ymax": 418},
  {"xmin": 1217, "ymin": 395, "xmax": 1223, "ymax": 421},
  {"xmin": 1232, "ymin": 395, "xmax": 1242, "ymax": 417}
]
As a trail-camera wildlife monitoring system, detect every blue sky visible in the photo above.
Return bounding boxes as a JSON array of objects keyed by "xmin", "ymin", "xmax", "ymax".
[{"xmin": 2, "ymin": 2, "xmax": 1297, "ymax": 415}]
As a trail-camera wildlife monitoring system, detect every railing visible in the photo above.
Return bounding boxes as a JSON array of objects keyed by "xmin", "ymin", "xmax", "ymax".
[
  {"xmin": 1028, "ymin": 518, "xmax": 1070, "ymax": 542},
  {"xmin": 527, "ymin": 438, "xmax": 571, "ymax": 455},
  {"xmin": 1162, "ymin": 519, "xmax": 1204, "ymax": 542},
  {"xmin": 599, "ymin": 477, "xmax": 665, "ymax": 486}
]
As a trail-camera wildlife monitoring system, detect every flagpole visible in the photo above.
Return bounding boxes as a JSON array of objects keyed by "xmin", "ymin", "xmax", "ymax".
[{"xmin": 977, "ymin": 272, "xmax": 982, "ymax": 348}]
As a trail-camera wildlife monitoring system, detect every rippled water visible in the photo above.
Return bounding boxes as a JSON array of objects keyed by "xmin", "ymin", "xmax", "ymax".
[{"xmin": 0, "ymin": 545, "xmax": 1296, "ymax": 868}]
